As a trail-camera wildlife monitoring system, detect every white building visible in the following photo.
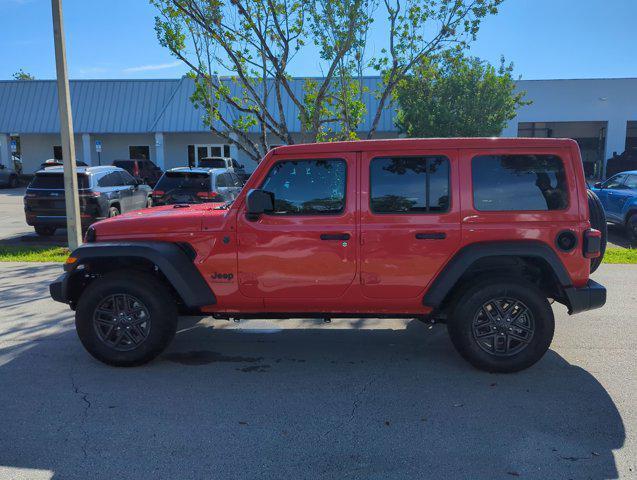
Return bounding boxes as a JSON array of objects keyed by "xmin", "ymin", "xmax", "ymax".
[{"xmin": 1, "ymin": 76, "xmax": 635, "ymax": 178}]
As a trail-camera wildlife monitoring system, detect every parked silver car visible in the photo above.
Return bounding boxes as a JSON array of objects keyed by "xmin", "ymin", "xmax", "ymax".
[
  {"xmin": 0, "ymin": 162, "xmax": 19, "ymax": 188},
  {"xmin": 151, "ymin": 167, "xmax": 243, "ymax": 205}
]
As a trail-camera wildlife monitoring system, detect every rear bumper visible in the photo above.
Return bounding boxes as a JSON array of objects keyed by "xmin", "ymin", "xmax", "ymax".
[
  {"xmin": 564, "ymin": 279, "xmax": 606, "ymax": 314},
  {"xmin": 50, "ymin": 273, "xmax": 69, "ymax": 304},
  {"xmin": 26, "ymin": 214, "xmax": 106, "ymax": 227}
]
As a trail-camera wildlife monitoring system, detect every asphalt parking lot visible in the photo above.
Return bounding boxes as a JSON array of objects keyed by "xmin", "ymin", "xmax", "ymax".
[{"xmin": 0, "ymin": 262, "xmax": 635, "ymax": 479}]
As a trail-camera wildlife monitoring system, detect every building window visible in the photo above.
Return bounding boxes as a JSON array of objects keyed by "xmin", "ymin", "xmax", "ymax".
[
  {"xmin": 129, "ymin": 145, "xmax": 150, "ymax": 160},
  {"xmin": 53, "ymin": 145, "xmax": 62, "ymax": 160},
  {"xmin": 370, "ymin": 156, "xmax": 450, "ymax": 214}
]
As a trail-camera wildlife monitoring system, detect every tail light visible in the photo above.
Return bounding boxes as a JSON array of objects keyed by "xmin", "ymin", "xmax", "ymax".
[
  {"xmin": 583, "ymin": 228, "xmax": 602, "ymax": 258},
  {"xmin": 196, "ymin": 191, "xmax": 218, "ymax": 200},
  {"xmin": 79, "ymin": 191, "xmax": 100, "ymax": 198},
  {"xmin": 152, "ymin": 190, "xmax": 165, "ymax": 197}
]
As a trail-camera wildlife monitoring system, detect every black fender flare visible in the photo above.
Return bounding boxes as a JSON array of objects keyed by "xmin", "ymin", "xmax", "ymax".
[
  {"xmin": 65, "ymin": 241, "xmax": 216, "ymax": 308},
  {"xmin": 423, "ymin": 241, "xmax": 572, "ymax": 309}
]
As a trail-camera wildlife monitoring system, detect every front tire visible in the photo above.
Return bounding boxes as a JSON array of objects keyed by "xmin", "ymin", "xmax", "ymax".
[
  {"xmin": 75, "ymin": 271, "xmax": 178, "ymax": 367},
  {"xmin": 447, "ymin": 277, "xmax": 554, "ymax": 373},
  {"xmin": 626, "ymin": 213, "xmax": 637, "ymax": 244},
  {"xmin": 108, "ymin": 206, "xmax": 120, "ymax": 218}
]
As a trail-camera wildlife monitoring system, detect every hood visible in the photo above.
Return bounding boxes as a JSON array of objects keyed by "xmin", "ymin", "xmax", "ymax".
[{"xmin": 93, "ymin": 203, "xmax": 228, "ymax": 238}]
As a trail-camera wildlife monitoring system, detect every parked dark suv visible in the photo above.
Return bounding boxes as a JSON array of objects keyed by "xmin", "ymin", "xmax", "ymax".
[
  {"xmin": 24, "ymin": 166, "xmax": 152, "ymax": 236},
  {"xmin": 112, "ymin": 159, "xmax": 163, "ymax": 187}
]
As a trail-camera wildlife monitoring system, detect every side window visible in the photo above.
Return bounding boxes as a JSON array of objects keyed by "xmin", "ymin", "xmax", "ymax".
[
  {"xmin": 603, "ymin": 174, "xmax": 627, "ymax": 189},
  {"xmin": 216, "ymin": 174, "xmax": 228, "ymax": 188},
  {"xmin": 98, "ymin": 172, "xmax": 117, "ymax": 187},
  {"xmin": 370, "ymin": 156, "xmax": 450, "ymax": 213},
  {"xmin": 119, "ymin": 170, "xmax": 137, "ymax": 185},
  {"xmin": 472, "ymin": 154, "xmax": 568, "ymax": 211},
  {"xmin": 261, "ymin": 159, "xmax": 346, "ymax": 215},
  {"xmin": 625, "ymin": 175, "xmax": 637, "ymax": 189}
]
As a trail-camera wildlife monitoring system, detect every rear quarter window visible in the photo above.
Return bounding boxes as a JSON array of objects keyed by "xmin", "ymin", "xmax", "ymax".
[{"xmin": 472, "ymin": 154, "xmax": 568, "ymax": 211}]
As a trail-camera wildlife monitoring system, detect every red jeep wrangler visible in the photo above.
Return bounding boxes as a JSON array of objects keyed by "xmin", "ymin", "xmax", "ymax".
[{"xmin": 50, "ymin": 138, "xmax": 607, "ymax": 372}]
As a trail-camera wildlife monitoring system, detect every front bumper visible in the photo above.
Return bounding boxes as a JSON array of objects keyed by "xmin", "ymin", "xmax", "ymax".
[
  {"xmin": 564, "ymin": 279, "xmax": 606, "ymax": 314},
  {"xmin": 50, "ymin": 273, "xmax": 69, "ymax": 304}
]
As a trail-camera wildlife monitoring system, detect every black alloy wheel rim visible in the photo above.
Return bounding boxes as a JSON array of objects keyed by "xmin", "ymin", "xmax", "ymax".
[
  {"xmin": 471, "ymin": 297, "xmax": 535, "ymax": 357},
  {"xmin": 93, "ymin": 294, "xmax": 151, "ymax": 351}
]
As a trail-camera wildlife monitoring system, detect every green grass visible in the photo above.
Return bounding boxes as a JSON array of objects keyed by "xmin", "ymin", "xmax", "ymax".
[
  {"xmin": 0, "ymin": 245, "xmax": 635, "ymax": 265},
  {"xmin": 0, "ymin": 246, "xmax": 70, "ymax": 263},
  {"xmin": 602, "ymin": 247, "xmax": 637, "ymax": 264}
]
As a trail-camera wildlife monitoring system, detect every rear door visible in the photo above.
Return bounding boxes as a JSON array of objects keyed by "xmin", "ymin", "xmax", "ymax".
[
  {"xmin": 237, "ymin": 154, "xmax": 356, "ymax": 300},
  {"xmin": 360, "ymin": 149, "xmax": 461, "ymax": 299}
]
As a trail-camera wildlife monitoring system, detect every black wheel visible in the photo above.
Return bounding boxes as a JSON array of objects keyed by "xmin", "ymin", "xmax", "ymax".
[
  {"xmin": 447, "ymin": 277, "xmax": 555, "ymax": 373},
  {"xmin": 108, "ymin": 206, "xmax": 120, "ymax": 218},
  {"xmin": 8, "ymin": 175, "xmax": 18, "ymax": 188},
  {"xmin": 75, "ymin": 271, "xmax": 178, "ymax": 366},
  {"xmin": 626, "ymin": 213, "xmax": 637, "ymax": 244},
  {"xmin": 34, "ymin": 225, "xmax": 56, "ymax": 236},
  {"xmin": 587, "ymin": 189, "xmax": 607, "ymax": 273}
]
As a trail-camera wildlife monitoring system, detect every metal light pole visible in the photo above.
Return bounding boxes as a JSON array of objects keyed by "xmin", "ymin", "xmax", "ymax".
[{"xmin": 51, "ymin": 0, "xmax": 82, "ymax": 250}]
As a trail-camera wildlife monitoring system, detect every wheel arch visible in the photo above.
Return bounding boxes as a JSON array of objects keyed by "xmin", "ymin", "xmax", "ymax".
[
  {"xmin": 424, "ymin": 241, "xmax": 573, "ymax": 314},
  {"xmin": 64, "ymin": 242, "xmax": 215, "ymax": 310}
]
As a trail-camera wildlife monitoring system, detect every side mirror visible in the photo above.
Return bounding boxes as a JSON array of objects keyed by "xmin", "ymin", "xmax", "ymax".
[
  {"xmin": 246, "ymin": 189, "xmax": 274, "ymax": 220},
  {"xmin": 593, "ymin": 182, "xmax": 603, "ymax": 189}
]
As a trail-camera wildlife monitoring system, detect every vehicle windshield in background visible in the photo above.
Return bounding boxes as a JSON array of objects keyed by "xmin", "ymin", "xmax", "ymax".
[
  {"xmin": 29, "ymin": 173, "xmax": 90, "ymax": 190},
  {"xmin": 198, "ymin": 158, "xmax": 226, "ymax": 169},
  {"xmin": 156, "ymin": 172, "xmax": 210, "ymax": 191}
]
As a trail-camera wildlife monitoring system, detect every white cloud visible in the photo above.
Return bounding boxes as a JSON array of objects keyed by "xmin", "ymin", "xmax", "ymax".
[{"xmin": 123, "ymin": 61, "xmax": 182, "ymax": 73}]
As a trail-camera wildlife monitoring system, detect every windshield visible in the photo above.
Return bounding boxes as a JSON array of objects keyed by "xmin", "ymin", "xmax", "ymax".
[
  {"xmin": 198, "ymin": 158, "xmax": 226, "ymax": 169},
  {"xmin": 30, "ymin": 173, "xmax": 90, "ymax": 189},
  {"xmin": 155, "ymin": 172, "xmax": 210, "ymax": 191}
]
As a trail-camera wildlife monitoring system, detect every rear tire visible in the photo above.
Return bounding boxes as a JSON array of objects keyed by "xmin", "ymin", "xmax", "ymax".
[
  {"xmin": 75, "ymin": 271, "xmax": 178, "ymax": 367},
  {"xmin": 587, "ymin": 189, "xmax": 607, "ymax": 273},
  {"xmin": 34, "ymin": 225, "xmax": 56, "ymax": 236},
  {"xmin": 447, "ymin": 277, "xmax": 555, "ymax": 373}
]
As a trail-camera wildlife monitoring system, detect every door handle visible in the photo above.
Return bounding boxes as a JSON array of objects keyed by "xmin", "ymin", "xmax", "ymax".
[
  {"xmin": 415, "ymin": 232, "xmax": 446, "ymax": 240},
  {"xmin": 320, "ymin": 233, "xmax": 350, "ymax": 241}
]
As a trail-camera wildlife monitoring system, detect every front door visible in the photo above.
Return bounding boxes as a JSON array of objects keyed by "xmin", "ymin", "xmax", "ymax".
[
  {"xmin": 237, "ymin": 154, "xmax": 357, "ymax": 299},
  {"xmin": 360, "ymin": 150, "xmax": 461, "ymax": 299}
]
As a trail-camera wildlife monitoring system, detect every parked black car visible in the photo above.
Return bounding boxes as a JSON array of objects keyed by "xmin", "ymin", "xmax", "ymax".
[
  {"xmin": 151, "ymin": 167, "xmax": 243, "ymax": 206},
  {"xmin": 24, "ymin": 166, "xmax": 152, "ymax": 236},
  {"xmin": 112, "ymin": 158, "xmax": 163, "ymax": 187}
]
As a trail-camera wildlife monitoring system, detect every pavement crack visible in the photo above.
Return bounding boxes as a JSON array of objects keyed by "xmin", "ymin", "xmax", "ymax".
[
  {"xmin": 322, "ymin": 376, "xmax": 376, "ymax": 439},
  {"xmin": 69, "ymin": 369, "xmax": 91, "ymax": 459}
]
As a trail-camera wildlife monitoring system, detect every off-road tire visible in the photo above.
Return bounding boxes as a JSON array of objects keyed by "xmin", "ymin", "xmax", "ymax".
[
  {"xmin": 587, "ymin": 189, "xmax": 607, "ymax": 273},
  {"xmin": 447, "ymin": 277, "xmax": 555, "ymax": 373},
  {"xmin": 108, "ymin": 206, "xmax": 120, "ymax": 218},
  {"xmin": 75, "ymin": 271, "xmax": 178, "ymax": 367},
  {"xmin": 34, "ymin": 225, "xmax": 56, "ymax": 236}
]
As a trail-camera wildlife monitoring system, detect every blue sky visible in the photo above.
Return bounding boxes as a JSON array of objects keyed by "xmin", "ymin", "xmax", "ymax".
[{"xmin": 0, "ymin": 0, "xmax": 634, "ymax": 81}]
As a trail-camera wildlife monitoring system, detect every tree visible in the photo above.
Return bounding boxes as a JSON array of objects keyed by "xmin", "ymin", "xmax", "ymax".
[
  {"xmin": 395, "ymin": 52, "xmax": 529, "ymax": 137},
  {"xmin": 151, "ymin": 0, "xmax": 503, "ymax": 163},
  {"xmin": 12, "ymin": 69, "xmax": 35, "ymax": 80}
]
